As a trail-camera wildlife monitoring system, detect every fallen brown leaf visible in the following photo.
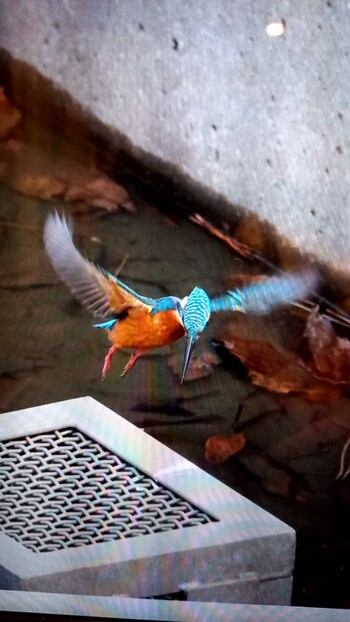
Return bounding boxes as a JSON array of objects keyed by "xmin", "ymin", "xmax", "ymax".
[
  {"xmin": 205, "ymin": 432, "xmax": 246, "ymax": 464},
  {"xmin": 168, "ymin": 350, "xmax": 220, "ymax": 381},
  {"xmin": 3, "ymin": 149, "xmax": 134, "ymax": 212},
  {"xmin": 305, "ymin": 307, "xmax": 350, "ymax": 382},
  {"xmin": 0, "ymin": 92, "xmax": 134, "ymax": 212},
  {"xmin": 234, "ymin": 214, "xmax": 266, "ymax": 254},
  {"xmin": 340, "ymin": 296, "xmax": 350, "ymax": 313},
  {"xmin": 0, "ymin": 88, "xmax": 21, "ymax": 138},
  {"xmin": 13, "ymin": 172, "xmax": 66, "ymax": 200},
  {"xmin": 220, "ymin": 336, "xmax": 342, "ymax": 402},
  {"xmin": 64, "ymin": 175, "xmax": 134, "ymax": 212}
]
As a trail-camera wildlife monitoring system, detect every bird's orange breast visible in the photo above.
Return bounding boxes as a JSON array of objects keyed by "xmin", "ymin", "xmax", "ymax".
[{"xmin": 109, "ymin": 308, "xmax": 185, "ymax": 350}]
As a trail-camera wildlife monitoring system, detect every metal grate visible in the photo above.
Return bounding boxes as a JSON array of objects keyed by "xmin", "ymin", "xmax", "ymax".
[{"xmin": 0, "ymin": 428, "xmax": 215, "ymax": 553}]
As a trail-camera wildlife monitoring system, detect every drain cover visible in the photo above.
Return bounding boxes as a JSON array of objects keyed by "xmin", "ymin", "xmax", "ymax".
[
  {"xmin": 0, "ymin": 397, "xmax": 295, "ymax": 603},
  {"xmin": 0, "ymin": 427, "xmax": 215, "ymax": 553}
]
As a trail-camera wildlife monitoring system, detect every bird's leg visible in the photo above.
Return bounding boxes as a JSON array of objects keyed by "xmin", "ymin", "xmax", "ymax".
[
  {"xmin": 121, "ymin": 350, "xmax": 144, "ymax": 377},
  {"xmin": 102, "ymin": 344, "xmax": 119, "ymax": 380}
]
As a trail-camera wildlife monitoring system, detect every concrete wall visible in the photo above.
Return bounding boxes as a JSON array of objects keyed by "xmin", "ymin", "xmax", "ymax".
[{"xmin": 0, "ymin": 0, "xmax": 349, "ymax": 274}]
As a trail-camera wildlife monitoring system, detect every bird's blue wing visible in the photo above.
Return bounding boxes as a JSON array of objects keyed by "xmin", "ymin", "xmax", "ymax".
[
  {"xmin": 210, "ymin": 269, "xmax": 318, "ymax": 315},
  {"xmin": 210, "ymin": 289, "xmax": 246, "ymax": 314}
]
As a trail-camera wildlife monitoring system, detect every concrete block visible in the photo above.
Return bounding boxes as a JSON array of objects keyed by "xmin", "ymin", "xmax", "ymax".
[
  {"xmin": 0, "ymin": 397, "xmax": 294, "ymax": 604},
  {"xmin": 1, "ymin": 589, "xmax": 350, "ymax": 621}
]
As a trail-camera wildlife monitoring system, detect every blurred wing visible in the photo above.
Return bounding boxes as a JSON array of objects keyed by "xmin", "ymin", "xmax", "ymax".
[
  {"xmin": 44, "ymin": 212, "xmax": 154, "ymax": 318},
  {"xmin": 210, "ymin": 289, "xmax": 246, "ymax": 314},
  {"xmin": 211, "ymin": 269, "xmax": 318, "ymax": 315}
]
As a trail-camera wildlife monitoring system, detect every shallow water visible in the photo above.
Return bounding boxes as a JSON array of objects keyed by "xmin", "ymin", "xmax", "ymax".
[{"xmin": 0, "ymin": 178, "xmax": 349, "ymax": 607}]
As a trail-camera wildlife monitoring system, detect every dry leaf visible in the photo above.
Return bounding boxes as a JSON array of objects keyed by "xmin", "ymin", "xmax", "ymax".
[
  {"xmin": 340, "ymin": 296, "xmax": 350, "ymax": 313},
  {"xmin": 205, "ymin": 432, "xmax": 246, "ymax": 464},
  {"xmin": 0, "ymin": 92, "xmax": 134, "ymax": 213},
  {"xmin": 64, "ymin": 175, "xmax": 134, "ymax": 212},
  {"xmin": 220, "ymin": 337, "xmax": 342, "ymax": 402},
  {"xmin": 5, "ymin": 154, "xmax": 135, "ymax": 212},
  {"xmin": 3, "ymin": 151, "xmax": 134, "ymax": 212},
  {"xmin": 234, "ymin": 214, "xmax": 265, "ymax": 253},
  {"xmin": 168, "ymin": 350, "xmax": 220, "ymax": 381},
  {"xmin": 12, "ymin": 172, "xmax": 66, "ymax": 199},
  {"xmin": 305, "ymin": 307, "xmax": 350, "ymax": 382},
  {"xmin": 0, "ymin": 88, "xmax": 21, "ymax": 138}
]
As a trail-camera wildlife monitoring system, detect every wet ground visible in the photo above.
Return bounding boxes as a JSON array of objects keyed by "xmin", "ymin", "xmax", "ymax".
[{"xmin": 0, "ymin": 176, "xmax": 349, "ymax": 609}]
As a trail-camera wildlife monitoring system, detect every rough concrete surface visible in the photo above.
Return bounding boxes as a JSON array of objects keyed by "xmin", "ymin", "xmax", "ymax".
[{"xmin": 0, "ymin": 0, "xmax": 349, "ymax": 269}]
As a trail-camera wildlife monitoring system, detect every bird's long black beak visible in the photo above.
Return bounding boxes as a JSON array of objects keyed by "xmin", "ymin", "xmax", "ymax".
[{"xmin": 181, "ymin": 336, "xmax": 195, "ymax": 383}]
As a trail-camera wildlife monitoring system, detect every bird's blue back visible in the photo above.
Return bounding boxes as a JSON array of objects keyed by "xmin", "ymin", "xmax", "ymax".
[{"xmin": 183, "ymin": 287, "xmax": 211, "ymax": 338}]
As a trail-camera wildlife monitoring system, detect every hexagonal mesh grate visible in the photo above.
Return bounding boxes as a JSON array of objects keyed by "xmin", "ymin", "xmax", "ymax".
[{"xmin": 0, "ymin": 428, "xmax": 216, "ymax": 552}]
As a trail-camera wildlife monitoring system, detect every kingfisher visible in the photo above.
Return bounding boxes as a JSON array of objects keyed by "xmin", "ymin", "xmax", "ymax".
[
  {"xmin": 44, "ymin": 212, "xmax": 318, "ymax": 382},
  {"xmin": 44, "ymin": 212, "xmax": 186, "ymax": 378},
  {"xmin": 180, "ymin": 269, "xmax": 319, "ymax": 382}
]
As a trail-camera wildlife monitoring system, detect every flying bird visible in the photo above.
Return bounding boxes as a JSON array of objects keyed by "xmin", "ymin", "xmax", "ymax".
[
  {"xmin": 180, "ymin": 270, "xmax": 319, "ymax": 382},
  {"xmin": 44, "ymin": 212, "xmax": 318, "ymax": 382},
  {"xmin": 44, "ymin": 213, "xmax": 186, "ymax": 379}
]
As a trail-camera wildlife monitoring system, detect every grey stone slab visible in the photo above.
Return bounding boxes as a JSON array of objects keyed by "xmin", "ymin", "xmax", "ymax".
[
  {"xmin": 0, "ymin": 397, "xmax": 294, "ymax": 603},
  {"xmin": 0, "ymin": 0, "xmax": 349, "ymax": 275},
  {"xmin": 1, "ymin": 589, "xmax": 350, "ymax": 621}
]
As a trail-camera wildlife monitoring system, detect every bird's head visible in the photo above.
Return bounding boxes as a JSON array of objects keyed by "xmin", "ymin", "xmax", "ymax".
[
  {"xmin": 150, "ymin": 296, "xmax": 183, "ymax": 316},
  {"xmin": 181, "ymin": 287, "xmax": 211, "ymax": 383}
]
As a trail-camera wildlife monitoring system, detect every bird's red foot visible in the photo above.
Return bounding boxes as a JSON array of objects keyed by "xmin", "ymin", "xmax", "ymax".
[
  {"xmin": 102, "ymin": 344, "xmax": 118, "ymax": 380},
  {"xmin": 120, "ymin": 351, "xmax": 143, "ymax": 377}
]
